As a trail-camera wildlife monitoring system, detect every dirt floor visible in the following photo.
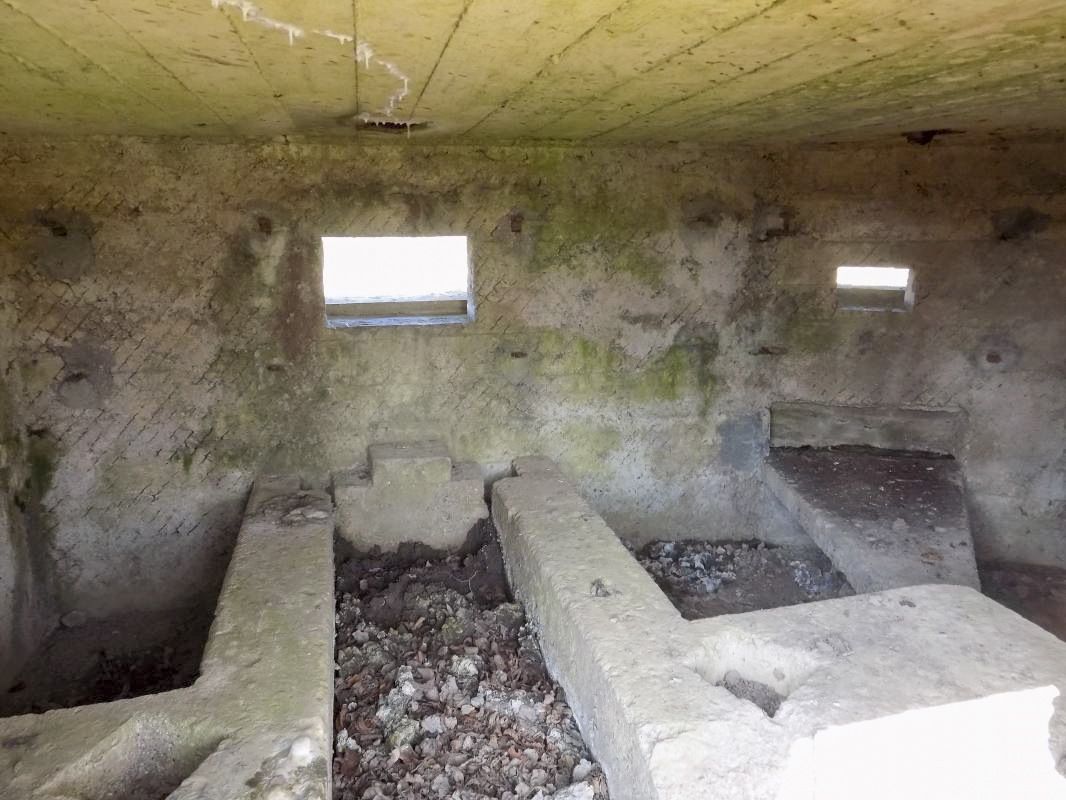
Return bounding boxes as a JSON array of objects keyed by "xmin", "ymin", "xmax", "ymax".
[
  {"xmin": 0, "ymin": 605, "xmax": 213, "ymax": 718},
  {"xmin": 333, "ymin": 521, "xmax": 609, "ymax": 800},
  {"xmin": 633, "ymin": 539, "xmax": 854, "ymax": 620},
  {"xmin": 633, "ymin": 539, "xmax": 1066, "ymax": 646},
  {"xmin": 980, "ymin": 561, "xmax": 1066, "ymax": 643}
]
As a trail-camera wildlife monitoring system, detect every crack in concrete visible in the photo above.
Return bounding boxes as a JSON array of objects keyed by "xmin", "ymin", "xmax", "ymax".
[{"xmin": 209, "ymin": 0, "xmax": 410, "ymax": 118}]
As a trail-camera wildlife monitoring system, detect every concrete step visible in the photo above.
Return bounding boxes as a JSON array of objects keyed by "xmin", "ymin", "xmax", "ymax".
[{"xmin": 764, "ymin": 448, "xmax": 980, "ymax": 593}]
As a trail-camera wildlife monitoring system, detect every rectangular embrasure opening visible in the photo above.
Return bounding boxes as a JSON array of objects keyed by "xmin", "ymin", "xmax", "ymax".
[
  {"xmin": 835, "ymin": 265, "xmax": 914, "ymax": 312},
  {"xmin": 322, "ymin": 235, "xmax": 473, "ymax": 327}
]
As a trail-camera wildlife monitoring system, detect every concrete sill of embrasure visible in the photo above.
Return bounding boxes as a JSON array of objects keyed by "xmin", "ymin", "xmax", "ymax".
[
  {"xmin": 0, "ymin": 475, "xmax": 335, "ymax": 800},
  {"xmin": 493, "ymin": 456, "xmax": 1066, "ymax": 800}
]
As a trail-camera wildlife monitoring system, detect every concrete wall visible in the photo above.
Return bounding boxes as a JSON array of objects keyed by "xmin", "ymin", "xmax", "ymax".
[
  {"xmin": 0, "ymin": 135, "xmax": 1063, "ymax": 619},
  {"xmin": 0, "ymin": 305, "xmax": 54, "ymax": 685}
]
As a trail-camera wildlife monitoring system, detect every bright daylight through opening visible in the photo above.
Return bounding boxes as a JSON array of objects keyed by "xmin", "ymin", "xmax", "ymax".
[
  {"xmin": 836, "ymin": 266, "xmax": 912, "ymax": 289},
  {"xmin": 322, "ymin": 236, "xmax": 469, "ymax": 303}
]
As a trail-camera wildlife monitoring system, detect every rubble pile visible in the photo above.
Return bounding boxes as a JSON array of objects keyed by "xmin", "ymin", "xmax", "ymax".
[
  {"xmin": 634, "ymin": 539, "xmax": 853, "ymax": 619},
  {"xmin": 334, "ymin": 527, "xmax": 610, "ymax": 800}
]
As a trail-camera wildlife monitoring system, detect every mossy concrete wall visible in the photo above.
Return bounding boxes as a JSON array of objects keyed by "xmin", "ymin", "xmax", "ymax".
[
  {"xmin": 0, "ymin": 301, "xmax": 55, "ymax": 684},
  {"xmin": 0, "ymin": 135, "xmax": 1063, "ymax": 617}
]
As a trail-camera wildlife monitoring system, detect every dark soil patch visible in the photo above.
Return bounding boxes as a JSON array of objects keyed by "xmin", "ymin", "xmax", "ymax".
[
  {"xmin": 980, "ymin": 561, "xmax": 1066, "ymax": 643},
  {"xmin": 333, "ymin": 520, "xmax": 609, "ymax": 800},
  {"xmin": 633, "ymin": 539, "xmax": 853, "ymax": 620},
  {"xmin": 0, "ymin": 605, "xmax": 212, "ymax": 718}
]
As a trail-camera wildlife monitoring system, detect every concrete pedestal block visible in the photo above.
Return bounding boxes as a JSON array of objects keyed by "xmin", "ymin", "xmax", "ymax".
[
  {"xmin": 494, "ymin": 457, "xmax": 1066, "ymax": 800},
  {"xmin": 369, "ymin": 441, "xmax": 453, "ymax": 485},
  {"xmin": 335, "ymin": 440, "xmax": 488, "ymax": 552}
]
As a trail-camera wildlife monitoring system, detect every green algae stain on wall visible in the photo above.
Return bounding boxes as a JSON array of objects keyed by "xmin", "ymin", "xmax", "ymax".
[
  {"xmin": 666, "ymin": 329, "xmax": 719, "ymax": 416},
  {"xmin": 514, "ymin": 158, "xmax": 673, "ymax": 286},
  {"xmin": 528, "ymin": 329, "xmax": 717, "ymax": 415},
  {"xmin": 560, "ymin": 424, "xmax": 623, "ymax": 476},
  {"xmin": 782, "ymin": 299, "xmax": 840, "ymax": 354},
  {"xmin": 191, "ymin": 345, "xmax": 334, "ymax": 476},
  {"xmin": 528, "ymin": 203, "xmax": 669, "ymax": 286}
]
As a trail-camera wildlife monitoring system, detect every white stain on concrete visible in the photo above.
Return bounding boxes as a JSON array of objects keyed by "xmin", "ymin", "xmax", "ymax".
[
  {"xmin": 211, "ymin": 0, "xmax": 410, "ymax": 117},
  {"xmin": 211, "ymin": 0, "xmax": 303, "ymax": 45},
  {"xmin": 313, "ymin": 28, "xmax": 354, "ymax": 45}
]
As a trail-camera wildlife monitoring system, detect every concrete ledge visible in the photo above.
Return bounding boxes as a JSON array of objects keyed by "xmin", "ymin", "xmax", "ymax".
[
  {"xmin": 764, "ymin": 448, "xmax": 980, "ymax": 592},
  {"xmin": 0, "ymin": 475, "xmax": 335, "ymax": 800},
  {"xmin": 495, "ymin": 458, "xmax": 1066, "ymax": 800},
  {"xmin": 769, "ymin": 402, "xmax": 964, "ymax": 454}
]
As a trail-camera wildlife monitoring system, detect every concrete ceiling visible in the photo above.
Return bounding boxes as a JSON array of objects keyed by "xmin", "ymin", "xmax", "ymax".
[{"xmin": 2, "ymin": 0, "xmax": 1066, "ymax": 144}]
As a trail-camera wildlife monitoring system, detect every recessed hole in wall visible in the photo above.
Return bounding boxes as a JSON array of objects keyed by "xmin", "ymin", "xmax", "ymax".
[
  {"xmin": 752, "ymin": 344, "xmax": 789, "ymax": 356},
  {"xmin": 903, "ymin": 128, "xmax": 961, "ymax": 146},
  {"xmin": 321, "ymin": 236, "xmax": 472, "ymax": 328},
  {"xmin": 835, "ymin": 265, "xmax": 914, "ymax": 312},
  {"xmin": 256, "ymin": 215, "xmax": 273, "ymax": 234},
  {"xmin": 986, "ymin": 351, "xmax": 1002, "ymax": 364}
]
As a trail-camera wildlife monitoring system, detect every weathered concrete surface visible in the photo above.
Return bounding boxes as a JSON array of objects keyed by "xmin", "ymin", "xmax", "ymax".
[
  {"xmin": 0, "ymin": 1, "xmax": 1065, "ymax": 144},
  {"xmin": 764, "ymin": 448, "xmax": 980, "ymax": 592},
  {"xmin": 692, "ymin": 585, "xmax": 1066, "ymax": 800},
  {"xmin": 0, "ymin": 137, "xmax": 1064, "ymax": 620},
  {"xmin": 334, "ymin": 440, "xmax": 487, "ymax": 552},
  {"xmin": 0, "ymin": 476, "xmax": 334, "ymax": 800},
  {"xmin": 494, "ymin": 460, "xmax": 1066, "ymax": 800},
  {"xmin": 769, "ymin": 402, "xmax": 965, "ymax": 454},
  {"xmin": 0, "ymin": 311, "xmax": 55, "ymax": 688},
  {"xmin": 493, "ymin": 458, "xmax": 791, "ymax": 800}
]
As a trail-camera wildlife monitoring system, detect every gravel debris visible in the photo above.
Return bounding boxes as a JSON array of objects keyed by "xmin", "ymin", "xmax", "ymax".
[
  {"xmin": 633, "ymin": 539, "xmax": 853, "ymax": 619},
  {"xmin": 333, "ymin": 523, "xmax": 610, "ymax": 800}
]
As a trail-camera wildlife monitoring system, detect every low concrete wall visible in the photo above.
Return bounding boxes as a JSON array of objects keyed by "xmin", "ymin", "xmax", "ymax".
[
  {"xmin": 494, "ymin": 459, "xmax": 1066, "ymax": 800},
  {"xmin": 0, "ymin": 476, "xmax": 335, "ymax": 800}
]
